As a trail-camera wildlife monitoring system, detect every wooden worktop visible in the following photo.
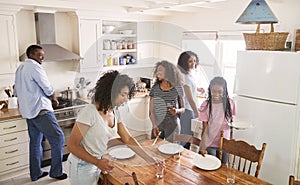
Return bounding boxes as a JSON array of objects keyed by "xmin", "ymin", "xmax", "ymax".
[
  {"xmin": 0, "ymin": 92, "xmax": 149, "ymax": 122},
  {"xmin": 0, "ymin": 108, "xmax": 22, "ymax": 122}
]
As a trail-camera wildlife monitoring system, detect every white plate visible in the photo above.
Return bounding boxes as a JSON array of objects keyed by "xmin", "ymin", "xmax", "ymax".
[
  {"xmin": 228, "ymin": 121, "xmax": 254, "ymax": 129},
  {"xmin": 108, "ymin": 146, "xmax": 135, "ymax": 160},
  {"xmin": 158, "ymin": 143, "xmax": 184, "ymax": 155},
  {"xmin": 192, "ymin": 154, "xmax": 221, "ymax": 171}
]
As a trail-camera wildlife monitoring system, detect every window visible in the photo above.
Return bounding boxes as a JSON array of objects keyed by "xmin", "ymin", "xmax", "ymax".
[{"xmin": 182, "ymin": 31, "xmax": 245, "ymax": 96}]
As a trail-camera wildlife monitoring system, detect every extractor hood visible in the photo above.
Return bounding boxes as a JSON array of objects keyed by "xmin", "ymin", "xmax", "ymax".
[{"xmin": 20, "ymin": 12, "xmax": 82, "ymax": 62}]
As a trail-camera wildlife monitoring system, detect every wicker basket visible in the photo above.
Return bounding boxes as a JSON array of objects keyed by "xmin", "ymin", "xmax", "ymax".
[{"xmin": 243, "ymin": 23, "xmax": 288, "ymax": 51}]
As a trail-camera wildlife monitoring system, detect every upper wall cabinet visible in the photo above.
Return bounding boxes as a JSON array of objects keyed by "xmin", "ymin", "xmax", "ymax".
[
  {"xmin": 78, "ymin": 18, "xmax": 101, "ymax": 73},
  {"xmin": 0, "ymin": 13, "xmax": 19, "ymax": 74},
  {"xmin": 137, "ymin": 21, "xmax": 159, "ymax": 64}
]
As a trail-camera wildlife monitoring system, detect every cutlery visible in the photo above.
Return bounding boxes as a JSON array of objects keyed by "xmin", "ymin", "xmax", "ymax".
[{"xmin": 152, "ymin": 131, "xmax": 161, "ymax": 146}]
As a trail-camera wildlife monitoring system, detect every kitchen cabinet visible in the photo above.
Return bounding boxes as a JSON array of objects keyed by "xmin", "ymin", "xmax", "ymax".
[
  {"xmin": 119, "ymin": 96, "xmax": 152, "ymax": 141},
  {"xmin": 78, "ymin": 18, "xmax": 101, "ymax": 73},
  {"xmin": 137, "ymin": 21, "xmax": 159, "ymax": 63},
  {"xmin": 100, "ymin": 20, "xmax": 138, "ymax": 70},
  {"xmin": 0, "ymin": 14, "xmax": 19, "ymax": 74},
  {"xmin": 0, "ymin": 118, "xmax": 29, "ymax": 181}
]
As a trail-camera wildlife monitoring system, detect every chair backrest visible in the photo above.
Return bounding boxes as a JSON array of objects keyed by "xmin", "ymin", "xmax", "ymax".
[
  {"xmin": 173, "ymin": 134, "xmax": 201, "ymax": 146},
  {"xmin": 289, "ymin": 175, "xmax": 300, "ymax": 185},
  {"xmin": 219, "ymin": 130, "xmax": 267, "ymax": 177},
  {"xmin": 132, "ymin": 172, "xmax": 139, "ymax": 185}
]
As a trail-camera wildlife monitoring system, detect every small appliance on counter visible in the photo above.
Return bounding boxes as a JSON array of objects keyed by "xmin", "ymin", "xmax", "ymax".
[{"xmin": 140, "ymin": 77, "xmax": 153, "ymax": 89}]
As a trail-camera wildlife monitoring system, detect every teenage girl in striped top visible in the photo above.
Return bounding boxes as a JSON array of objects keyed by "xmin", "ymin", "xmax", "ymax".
[{"xmin": 149, "ymin": 60, "xmax": 185, "ymax": 142}]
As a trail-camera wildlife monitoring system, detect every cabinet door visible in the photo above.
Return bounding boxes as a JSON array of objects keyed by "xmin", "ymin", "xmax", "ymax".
[
  {"xmin": 137, "ymin": 21, "xmax": 159, "ymax": 62},
  {"xmin": 79, "ymin": 19, "xmax": 101, "ymax": 72},
  {"xmin": 0, "ymin": 15, "xmax": 18, "ymax": 74}
]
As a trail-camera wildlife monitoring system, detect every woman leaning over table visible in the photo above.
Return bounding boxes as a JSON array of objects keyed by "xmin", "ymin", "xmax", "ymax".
[{"xmin": 67, "ymin": 70, "xmax": 156, "ymax": 185}]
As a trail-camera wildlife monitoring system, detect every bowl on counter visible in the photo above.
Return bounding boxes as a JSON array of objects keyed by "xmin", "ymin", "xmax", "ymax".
[
  {"xmin": 119, "ymin": 30, "xmax": 134, "ymax": 35},
  {"xmin": 103, "ymin": 25, "xmax": 115, "ymax": 34}
]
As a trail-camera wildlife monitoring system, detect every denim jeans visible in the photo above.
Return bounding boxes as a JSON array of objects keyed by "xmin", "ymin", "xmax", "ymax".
[
  {"xmin": 67, "ymin": 154, "xmax": 100, "ymax": 185},
  {"xmin": 207, "ymin": 147, "xmax": 228, "ymax": 164},
  {"xmin": 179, "ymin": 109, "xmax": 194, "ymax": 148},
  {"xmin": 26, "ymin": 111, "xmax": 64, "ymax": 181}
]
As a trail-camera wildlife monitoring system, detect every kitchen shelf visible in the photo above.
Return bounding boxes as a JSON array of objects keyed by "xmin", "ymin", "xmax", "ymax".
[
  {"xmin": 103, "ymin": 62, "xmax": 154, "ymax": 71},
  {"xmin": 102, "ymin": 49, "xmax": 136, "ymax": 54},
  {"xmin": 100, "ymin": 20, "xmax": 138, "ymax": 69},
  {"xmin": 102, "ymin": 34, "xmax": 136, "ymax": 38}
]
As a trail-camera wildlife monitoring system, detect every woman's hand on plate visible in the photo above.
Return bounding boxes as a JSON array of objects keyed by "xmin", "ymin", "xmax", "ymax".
[{"xmin": 200, "ymin": 149, "xmax": 207, "ymax": 157}]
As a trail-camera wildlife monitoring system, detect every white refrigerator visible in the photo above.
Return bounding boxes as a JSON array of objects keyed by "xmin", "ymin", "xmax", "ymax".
[{"xmin": 234, "ymin": 51, "xmax": 300, "ymax": 185}]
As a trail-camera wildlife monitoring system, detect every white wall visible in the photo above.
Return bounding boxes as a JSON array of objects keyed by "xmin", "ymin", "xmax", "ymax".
[{"xmin": 159, "ymin": 0, "xmax": 300, "ymax": 62}]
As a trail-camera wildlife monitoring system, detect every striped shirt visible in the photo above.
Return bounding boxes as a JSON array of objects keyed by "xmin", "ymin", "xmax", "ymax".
[{"xmin": 150, "ymin": 83, "xmax": 184, "ymax": 125}]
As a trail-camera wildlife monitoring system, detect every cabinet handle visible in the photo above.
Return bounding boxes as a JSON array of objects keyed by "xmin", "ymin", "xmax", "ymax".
[
  {"xmin": 6, "ymin": 161, "xmax": 19, "ymax": 166},
  {"xmin": 5, "ymin": 149, "xmax": 18, "ymax": 154},
  {"xmin": 3, "ymin": 125, "xmax": 17, "ymax": 130},
  {"xmin": 4, "ymin": 137, "xmax": 17, "ymax": 142}
]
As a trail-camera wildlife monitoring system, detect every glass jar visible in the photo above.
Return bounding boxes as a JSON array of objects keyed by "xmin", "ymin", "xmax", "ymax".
[
  {"xmin": 127, "ymin": 40, "xmax": 133, "ymax": 49},
  {"xmin": 103, "ymin": 39, "xmax": 111, "ymax": 50},
  {"xmin": 111, "ymin": 40, "xmax": 117, "ymax": 50},
  {"xmin": 116, "ymin": 40, "xmax": 122, "ymax": 50},
  {"xmin": 121, "ymin": 40, "xmax": 127, "ymax": 50}
]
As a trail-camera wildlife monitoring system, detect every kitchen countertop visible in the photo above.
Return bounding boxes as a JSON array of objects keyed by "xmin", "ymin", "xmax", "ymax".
[
  {"xmin": 0, "ymin": 92, "xmax": 149, "ymax": 122},
  {"xmin": 0, "ymin": 108, "xmax": 22, "ymax": 122},
  {"xmin": 134, "ymin": 91, "xmax": 149, "ymax": 98}
]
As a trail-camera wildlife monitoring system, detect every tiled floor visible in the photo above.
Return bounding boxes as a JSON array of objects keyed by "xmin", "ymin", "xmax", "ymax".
[{"xmin": 0, "ymin": 162, "xmax": 70, "ymax": 185}]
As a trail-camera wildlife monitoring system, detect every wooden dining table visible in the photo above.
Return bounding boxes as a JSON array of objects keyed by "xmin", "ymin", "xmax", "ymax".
[{"xmin": 102, "ymin": 139, "xmax": 272, "ymax": 185}]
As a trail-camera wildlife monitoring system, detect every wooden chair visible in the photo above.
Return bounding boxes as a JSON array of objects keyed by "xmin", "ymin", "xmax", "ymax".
[
  {"xmin": 219, "ymin": 130, "xmax": 267, "ymax": 177},
  {"xmin": 173, "ymin": 134, "xmax": 201, "ymax": 146},
  {"xmin": 289, "ymin": 175, "xmax": 300, "ymax": 185}
]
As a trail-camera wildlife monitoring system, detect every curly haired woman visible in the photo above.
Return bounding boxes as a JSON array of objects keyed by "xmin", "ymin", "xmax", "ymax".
[
  {"xmin": 67, "ymin": 70, "xmax": 156, "ymax": 185},
  {"xmin": 150, "ymin": 60, "xmax": 185, "ymax": 142}
]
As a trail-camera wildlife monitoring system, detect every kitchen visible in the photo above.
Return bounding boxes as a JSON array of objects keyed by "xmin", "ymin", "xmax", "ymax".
[{"xmin": 0, "ymin": 0, "xmax": 300, "ymax": 185}]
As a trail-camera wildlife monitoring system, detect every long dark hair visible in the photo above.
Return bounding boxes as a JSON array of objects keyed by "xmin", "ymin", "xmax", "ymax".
[
  {"xmin": 177, "ymin": 51, "xmax": 199, "ymax": 74},
  {"xmin": 204, "ymin": 76, "xmax": 233, "ymax": 122},
  {"xmin": 94, "ymin": 70, "xmax": 135, "ymax": 114},
  {"xmin": 153, "ymin": 60, "xmax": 183, "ymax": 86}
]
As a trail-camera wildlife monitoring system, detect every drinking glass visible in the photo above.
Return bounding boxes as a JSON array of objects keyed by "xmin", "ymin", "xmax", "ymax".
[
  {"xmin": 226, "ymin": 162, "xmax": 236, "ymax": 184},
  {"xmin": 103, "ymin": 154, "xmax": 116, "ymax": 174},
  {"xmin": 156, "ymin": 162, "xmax": 165, "ymax": 178},
  {"xmin": 173, "ymin": 141, "xmax": 181, "ymax": 160}
]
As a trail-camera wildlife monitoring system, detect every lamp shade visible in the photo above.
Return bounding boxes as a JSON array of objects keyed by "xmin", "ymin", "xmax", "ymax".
[{"xmin": 236, "ymin": 0, "xmax": 278, "ymax": 24}]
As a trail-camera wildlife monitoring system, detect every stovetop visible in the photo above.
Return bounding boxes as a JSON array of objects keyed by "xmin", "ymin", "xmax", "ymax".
[{"xmin": 53, "ymin": 98, "xmax": 88, "ymax": 111}]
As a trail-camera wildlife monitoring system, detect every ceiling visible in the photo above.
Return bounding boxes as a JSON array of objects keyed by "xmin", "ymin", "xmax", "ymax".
[
  {"xmin": 123, "ymin": 0, "xmax": 227, "ymax": 15},
  {"xmin": 55, "ymin": 0, "xmax": 229, "ymax": 16},
  {"xmin": 81, "ymin": 0, "xmax": 284, "ymax": 16},
  {"xmin": 0, "ymin": 0, "xmax": 284, "ymax": 17}
]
